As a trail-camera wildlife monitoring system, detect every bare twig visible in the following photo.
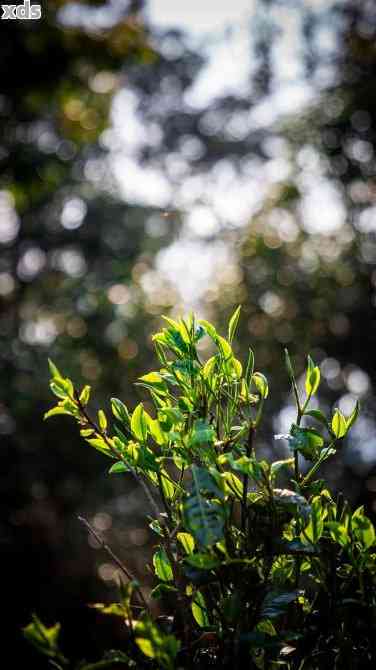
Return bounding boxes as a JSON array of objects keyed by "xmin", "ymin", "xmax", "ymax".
[{"xmin": 78, "ymin": 515, "xmax": 151, "ymax": 615}]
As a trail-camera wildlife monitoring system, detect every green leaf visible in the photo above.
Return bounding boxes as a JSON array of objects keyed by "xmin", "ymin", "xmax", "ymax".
[
  {"xmin": 49, "ymin": 380, "xmax": 69, "ymax": 400},
  {"xmin": 80, "ymin": 428, "xmax": 95, "ymax": 438},
  {"xmin": 346, "ymin": 400, "xmax": 360, "ymax": 431},
  {"xmin": 145, "ymin": 416, "xmax": 165, "ymax": 446},
  {"xmin": 177, "ymin": 532, "xmax": 195, "ymax": 555},
  {"xmin": 261, "ymin": 590, "xmax": 300, "ymax": 619},
  {"xmin": 48, "ymin": 359, "xmax": 63, "ymax": 381},
  {"xmin": 23, "ymin": 615, "xmax": 64, "ymax": 660},
  {"xmin": 284, "ymin": 349, "xmax": 295, "ymax": 381},
  {"xmin": 228, "ymin": 305, "xmax": 241, "ymax": 343},
  {"xmin": 90, "ymin": 602, "xmax": 128, "ymax": 617},
  {"xmin": 326, "ymin": 521, "xmax": 349, "ymax": 547},
  {"xmin": 302, "ymin": 497, "xmax": 324, "ymax": 544},
  {"xmin": 111, "ymin": 398, "xmax": 130, "ymax": 425},
  {"xmin": 352, "ymin": 510, "xmax": 375, "ymax": 549},
  {"xmin": 149, "ymin": 519, "xmax": 164, "ymax": 537},
  {"xmin": 304, "ymin": 409, "xmax": 328, "ymax": 427},
  {"xmin": 288, "ymin": 425, "xmax": 324, "ymax": 461},
  {"xmin": 164, "ymin": 327, "xmax": 189, "ymax": 355},
  {"xmin": 87, "ymin": 438, "xmax": 112, "ymax": 457},
  {"xmin": 153, "ymin": 549, "xmax": 173, "ymax": 582},
  {"xmin": 185, "ymin": 553, "xmax": 220, "ymax": 570},
  {"xmin": 184, "ymin": 465, "xmax": 224, "ymax": 547},
  {"xmin": 131, "ymin": 403, "xmax": 148, "ymax": 442},
  {"xmin": 191, "ymin": 590, "xmax": 209, "ymax": 628},
  {"xmin": 273, "ymin": 489, "xmax": 311, "ymax": 522},
  {"xmin": 189, "ymin": 419, "xmax": 215, "ymax": 447},
  {"xmin": 305, "ymin": 357, "xmax": 320, "ymax": 397},
  {"xmin": 252, "ymin": 372, "xmax": 269, "ymax": 399},
  {"xmin": 44, "ymin": 406, "xmax": 72, "ymax": 420},
  {"xmin": 108, "ymin": 461, "xmax": 129, "ymax": 474},
  {"xmin": 216, "ymin": 335, "xmax": 233, "ymax": 361},
  {"xmin": 98, "ymin": 410, "xmax": 107, "ymax": 432},
  {"xmin": 198, "ymin": 319, "xmax": 218, "ymax": 341},
  {"xmin": 331, "ymin": 409, "xmax": 347, "ymax": 438},
  {"xmin": 218, "ymin": 453, "xmax": 263, "ymax": 481},
  {"xmin": 160, "ymin": 471, "xmax": 176, "ymax": 500},
  {"xmin": 202, "ymin": 355, "xmax": 217, "ymax": 380},
  {"xmin": 138, "ymin": 372, "xmax": 168, "ymax": 396},
  {"xmin": 158, "ymin": 407, "xmax": 184, "ymax": 430},
  {"xmin": 135, "ymin": 619, "xmax": 180, "ymax": 670},
  {"xmin": 79, "ymin": 385, "xmax": 91, "ymax": 406},
  {"xmin": 222, "ymin": 471, "xmax": 243, "ymax": 498},
  {"xmin": 245, "ymin": 348, "xmax": 255, "ymax": 384}
]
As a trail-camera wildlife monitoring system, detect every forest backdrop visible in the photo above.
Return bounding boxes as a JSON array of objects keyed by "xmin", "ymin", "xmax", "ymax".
[{"xmin": 2, "ymin": 0, "xmax": 376, "ymax": 665}]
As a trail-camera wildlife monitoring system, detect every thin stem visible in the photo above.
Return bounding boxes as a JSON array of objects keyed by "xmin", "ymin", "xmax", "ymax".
[
  {"xmin": 78, "ymin": 515, "xmax": 151, "ymax": 616},
  {"xmin": 74, "ymin": 391, "xmax": 161, "ymax": 519},
  {"xmin": 241, "ymin": 423, "xmax": 254, "ymax": 533}
]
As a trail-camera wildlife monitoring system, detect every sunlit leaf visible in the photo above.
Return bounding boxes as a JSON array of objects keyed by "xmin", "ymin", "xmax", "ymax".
[
  {"xmin": 79, "ymin": 385, "xmax": 91, "ymax": 406},
  {"xmin": 184, "ymin": 465, "xmax": 224, "ymax": 547},
  {"xmin": 177, "ymin": 532, "xmax": 195, "ymax": 555},
  {"xmin": 331, "ymin": 409, "xmax": 347, "ymax": 439},
  {"xmin": 228, "ymin": 305, "xmax": 241, "ymax": 343},
  {"xmin": 153, "ymin": 549, "xmax": 173, "ymax": 582},
  {"xmin": 252, "ymin": 372, "xmax": 269, "ymax": 399},
  {"xmin": 305, "ymin": 356, "xmax": 320, "ymax": 397},
  {"xmin": 191, "ymin": 590, "xmax": 209, "ymax": 627},
  {"xmin": 131, "ymin": 403, "xmax": 148, "ymax": 442},
  {"xmin": 98, "ymin": 409, "xmax": 107, "ymax": 431}
]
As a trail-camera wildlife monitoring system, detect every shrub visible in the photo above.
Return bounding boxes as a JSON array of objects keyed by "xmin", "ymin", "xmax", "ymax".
[{"xmin": 24, "ymin": 308, "xmax": 376, "ymax": 669}]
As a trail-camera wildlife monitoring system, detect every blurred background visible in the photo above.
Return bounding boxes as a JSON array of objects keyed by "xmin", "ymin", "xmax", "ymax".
[{"xmin": 2, "ymin": 0, "xmax": 376, "ymax": 664}]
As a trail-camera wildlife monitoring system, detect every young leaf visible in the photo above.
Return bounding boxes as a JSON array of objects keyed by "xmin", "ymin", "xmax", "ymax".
[
  {"xmin": 23, "ymin": 615, "xmax": 65, "ymax": 661},
  {"xmin": 252, "ymin": 372, "xmax": 269, "ymax": 399},
  {"xmin": 202, "ymin": 355, "xmax": 217, "ymax": 380},
  {"xmin": 326, "ymin": 521, "xmax": 349, "ymax": 547},
  {"xmin": 191, "ymin": 590, "xmax": 209, "ymax": 627},
  {"xmin": 305, "ymin": 356, "xmax": 320, "ymax": 397},
  {"xmin": 216, "ymin": 335, "xmax": 233, "ymax": 361},
  {"xmin": 153, "ymin": 549, "xmax": 173, "ymax": 582},
  {"xmin": 48, "ymin": 359, "xmax": 63, "ymax": 381},
  {"xmin": 98, "ymin": 409, "xmax": 107, "ymax": 432},
  {"xmin": 79, "ymin": 385, "xmax": 91, "ymax": 406},
  {"xmin": 111, "ymin": 397, "xmax": 130, "ymax": 425},
  {"xmin": 138, "ymin": 372, "xmax": 168, "ymax": 396},
  {"xmin": 198, "ymin": 319, "xmax": 217, "ymax": 341},
  {"xmin": 44, "ymin": 406, "xmax": 72, "ymax": 420},
  {"xmin": 346, "ymin": 400, "xmax": 360, "ymax": 431},
  {"xmin": 108, "ymin": 461, "xmax": 129, "ymax": 474},
  {"xmin": 131, "ymin": 403, "xmax": 148, "ymax": 442},
  {"xmin": 228, "ymin": 305, "xmax": 241, "ymax": 343},
  {"xmin": 331, "ymin": 409, "xmax": 347, "ymax": 439},
  {"xmin": 177, "ymin": 532, "xmax": 195, "ymax": 555},
  {"xmin": 245, "ymin": 347, "xmax": 255, "ymax": 385}
]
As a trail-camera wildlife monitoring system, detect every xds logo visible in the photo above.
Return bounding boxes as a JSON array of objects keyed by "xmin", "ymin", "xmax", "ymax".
[{"xmin": 1, "ymin": 0, "xmax": 41, "ymax": 19}]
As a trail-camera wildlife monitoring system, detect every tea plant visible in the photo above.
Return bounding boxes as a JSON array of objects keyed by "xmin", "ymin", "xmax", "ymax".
[{"xmin": 25, "ymin": 308, "xmax": 376, "ymax": 669}]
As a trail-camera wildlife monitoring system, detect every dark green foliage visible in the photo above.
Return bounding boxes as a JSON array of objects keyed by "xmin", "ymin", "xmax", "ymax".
[{"xmin": 26, "ymin": 309, "xmax": 376, "ymax": 668}]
